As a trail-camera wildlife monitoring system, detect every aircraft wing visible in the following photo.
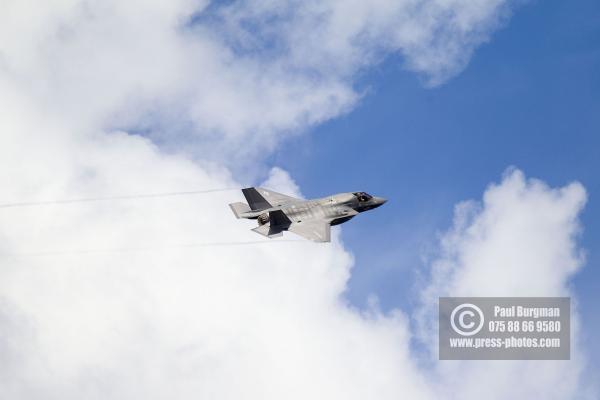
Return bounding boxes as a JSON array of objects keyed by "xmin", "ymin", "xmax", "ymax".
[
  {"xmin": 288, "ymin": 221, "xmax": 331, "ymax": 242},
  {"xmin": 242, "ymin": 187, "xmax": 301, "ymax": 210}
]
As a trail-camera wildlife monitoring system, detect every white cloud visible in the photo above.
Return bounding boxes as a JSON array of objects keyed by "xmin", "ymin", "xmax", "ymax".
[
  {"xmin": 417, "ymin": 168, "xmax": 592, "ymax": 400},
  {"xmin": 0, "ymin": 1, "xmax": 595, "ymax": 399},
  {"xmin": 260, "ymin": 167, "xmax": 303, "ymax": 198},
  {"xmin": 1, "ymin": 0, "xmax": 515, "ymax": 164},
  {"xmin": 209, "ymin": 0, "xmax": 512, "ymax": 83},
  {"xmin": 0, "ymin": 105, "xmax": 433, "ymax": 398},
  {"xmin": 423, "ymin": 168, "xmax": 586, "ymax": 300}
]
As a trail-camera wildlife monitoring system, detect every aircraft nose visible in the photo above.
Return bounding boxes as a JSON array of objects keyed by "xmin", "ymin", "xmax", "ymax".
[{"xmin": 373, "ymin": 197, "xmax": 387, "ymax": 207}]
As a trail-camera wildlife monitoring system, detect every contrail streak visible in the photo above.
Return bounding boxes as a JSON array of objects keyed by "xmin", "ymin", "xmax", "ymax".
[
  {"xmin": 0, "ymin": 188, "xmax": 239, "ymax": 209},
  {"xmin": 1, "ymin": 240, "xmax": 309, "ymax": 258}
]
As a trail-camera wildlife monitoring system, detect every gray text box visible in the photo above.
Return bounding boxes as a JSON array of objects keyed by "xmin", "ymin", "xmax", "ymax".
[{"xmin": 439, "ymin": 297, "xmax": 570, "ymax": 360}]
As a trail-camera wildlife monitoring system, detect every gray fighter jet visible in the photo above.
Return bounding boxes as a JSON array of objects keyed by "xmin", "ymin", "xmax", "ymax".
[{"xmin": 229, "ymin": 188, "xmax": 386, "ymax": 242}]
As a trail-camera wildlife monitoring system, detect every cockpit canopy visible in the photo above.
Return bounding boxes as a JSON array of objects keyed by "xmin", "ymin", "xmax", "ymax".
[{"xmin": 353, "ymin": 192, "xmax": 373, "ymax": 202}]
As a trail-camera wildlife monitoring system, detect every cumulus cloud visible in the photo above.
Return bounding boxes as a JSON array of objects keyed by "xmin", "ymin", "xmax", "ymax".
[
  {"xmin": 423, "ymin": 169, "xmax": 586, "ymax": 299},
  {"xmin": 1, "ymin": 0, "xmax": 515, "ymax": 164},
  {"xmin": 0, "ymin": 95, "xmax": 433, "ymax": 398},
  {"xmin": 0, "ymin": 1, "xmax": 595, "ymax": 399},
  {"xmin": 206, "ymin": 0, "xmax": 512, "ymax": 83},
  {"xmin": 417, "ymin": 169, "xmax": 592, "ymax": 399}
]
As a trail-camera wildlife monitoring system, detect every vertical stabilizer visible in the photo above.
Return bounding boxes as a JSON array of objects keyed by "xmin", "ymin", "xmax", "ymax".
[{"xmin": 242, "ymin": 187, "xmax": 272, "ymax": 210}]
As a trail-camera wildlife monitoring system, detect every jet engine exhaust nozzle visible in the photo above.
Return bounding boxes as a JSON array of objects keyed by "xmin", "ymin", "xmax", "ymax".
[{"xmin": 257, "ymin": 213, "xmax": 270, "ymax": 226}]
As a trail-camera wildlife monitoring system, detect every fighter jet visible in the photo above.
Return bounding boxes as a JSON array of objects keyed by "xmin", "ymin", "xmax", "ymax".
[{"xmin": 229, "ymin": 187, "xmax": 386, "ymax": 242}]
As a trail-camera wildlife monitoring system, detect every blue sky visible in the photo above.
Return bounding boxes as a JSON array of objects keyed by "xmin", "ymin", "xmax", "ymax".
[{"xmin": 271, "ymin": 0, "xmax": 600, "ymax": 368}]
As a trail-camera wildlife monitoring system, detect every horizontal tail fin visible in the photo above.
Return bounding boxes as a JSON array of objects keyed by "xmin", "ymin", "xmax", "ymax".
[
  {"xmin": 251, "ymin": 224, "xmax": 283, "ymax": 238},
  {"xmin": 229, "ymin": 202, "xmax": 251, "ymax": 219}
]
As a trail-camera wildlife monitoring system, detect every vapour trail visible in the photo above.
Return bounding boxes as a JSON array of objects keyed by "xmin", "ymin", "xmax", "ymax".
[
  {"xmin": 1, "ymin": 239, "xmax": 310, "ymax": 258},
  {"xmin": 0, "ymin": 188, "xmax": 239, "ymax": 209}
]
